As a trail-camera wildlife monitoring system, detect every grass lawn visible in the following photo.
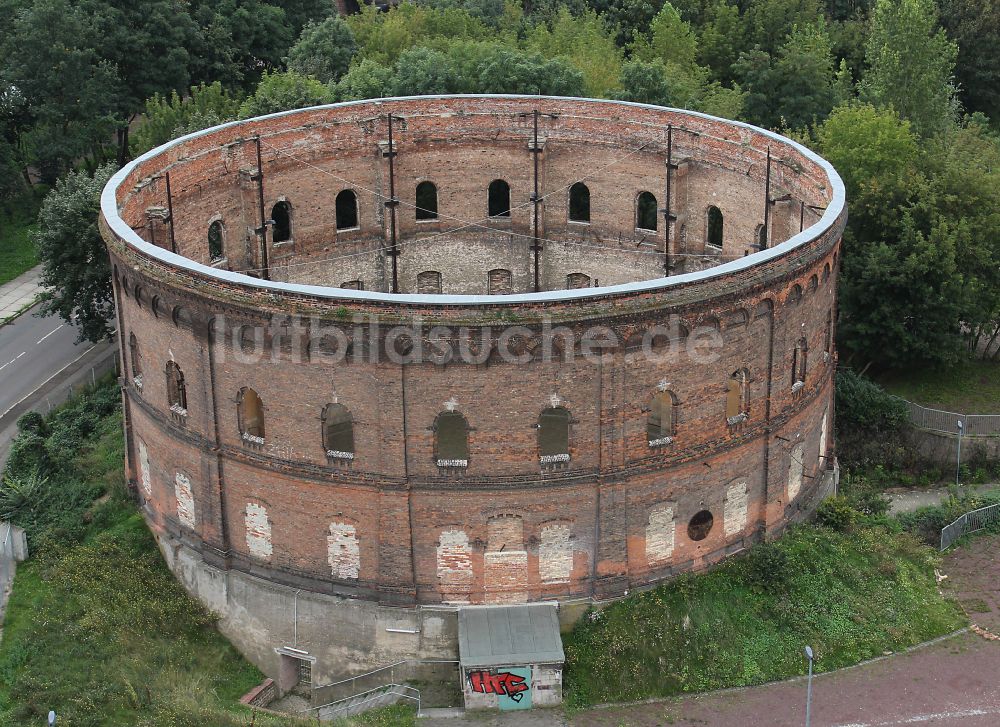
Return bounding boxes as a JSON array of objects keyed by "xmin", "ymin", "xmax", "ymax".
[
  {"xmin": 878, "ymin": 359, "xmax": 1000, "ymax": 413},
  {"xmin": 563, "ymin": 519, "xmax": 965, "ymax": 706},
  {"xmin": 0, "ymin": 380, "xmax": 413, "ymax": 727},
  {"xmin": 0, "ymin": 198, "xmax": 40, "ymax": 286}
]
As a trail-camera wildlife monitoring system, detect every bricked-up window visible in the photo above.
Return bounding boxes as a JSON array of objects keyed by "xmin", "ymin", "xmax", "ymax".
[
  {"xmin": 238, "ymin": 387, "xmax": 265, "ymax": 439},
  {"xmin": 488, "ymin": 179, "xmax": 510, "ymax": 217},
  {"xmin": 487, "ymin": 268, "xmax": 513, "ymax": 294},
  {"xmin": 271, "ymin": 201, "xmax": 291, "ymax": 242},
  {"xmin": 687, "ymin": 510, "xmax": 714, "ymax": 541},
  {"xmin": 434, "ymin": 411, "xmax": 469, "ymax": 465},
  {"xmin": 129, "ymin": 333, "xmax": 142, "ymax": 381},
  {"xmin": 637, "ymin": 191, "xmax": 657, "ymax": 231},
  {"xmin": 415, "ymin": 181, "xmax": 438, "ymax": 220},
  {"xmin": 792, "ymin": 337, "xmax": 807, "ymax": 386},
  {"xmin": 726, "ymin": 369, "xmax": 749, "ymax": 420},
  {"xmin": 322, "ymin": 403, "xmax": 354, "ymax": 457},
  {"xmin": 566, "ymin": 272, "xmax": 591, "ymax": 289},
  {"xmin": 825, "ymin": 310, "xmax": 833, "ymax": 353},
  {"xmin": 165, "ymin": 360, "xmax": 187, "ymax": 412},
  {"xmin": 208, "ymin": 220, "xmax": 224, "ymax": 260},
  {"xmin": 706, "ymin": 206, "xmax": 723, "ymax": 248},
  {"xmin": 647, "ymin": 391, "xmax": 678, "ymax": 444},
  {"xmin": 335, "ymin": 189, "xmax": 359, "ymax": 230},
  {"xmin": 538, "ymin": 406, "xmax": 570, "ymax": 459},
  {"xmin": 417, "ymin": 270, "xmax": 442, "ymax": 294},
  {"xmin": 569, "ymin": 182, "xmax": 590, "ymax": 223}
]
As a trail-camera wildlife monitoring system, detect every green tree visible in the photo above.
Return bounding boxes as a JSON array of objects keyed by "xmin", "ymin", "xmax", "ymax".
[
  {"xmin": 468, "ymin": 45, "xmax": 585, "ymax": 95},
  {"xmin": 588, "ymin": 0, "xmax": 666, "ymax": 46},
  {"xmin": 80, "ymin": 0, "xmax": 201, "ymax": 165},
  {"xmin": 391, "ymin": 47, "xmax": 462, "ymax": 95},
  {"xmin": 239, "ymin": 70, "xmax": 333, "ymax": 118},
  {"xmin": 35, "ymin": 165, "xmax": 118, "ymax": 343},
  {"xmin": 737, "ymin": 22, "xmax": 836, "ymax": 129},
  {"xmin": 743, "ymin": 0, "xmax": 821, "ymax": 54},
  {"xmin": 696, "ymin": 0, "xmax": 746, "ymax": 85},
  {"xmin": 333, "ymin": 60, "xmax": 395, "ymax": 101},
  {"xmin": 132, "ymin": 83, "xmax": 243, "ymax": 155},
  {"xmin": 861, "ymin": 0, "xmax": 959, "ymax": 137},
  {"xmin": 617, "ymin": 59, "xmax": 676, "ymax": 106},
  {"xmin": 940, "ymin": 0, "xmax": 1000, "ymax": 120},
  {"xmin": 3, "ymin": 0, "xmax": 118, "ymax": 181},
  {"xmin": 287, "ymin": 16, "xmax": 358, "ymax": 85},
  {"xmin": 527, "ymin": 8, "xmax": 623, "ymax": 97}
]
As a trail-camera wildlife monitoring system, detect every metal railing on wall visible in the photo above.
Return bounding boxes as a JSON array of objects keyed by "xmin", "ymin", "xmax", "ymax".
[
  {"xmin": 940, "ymin": 502, "xmax": 1000, "ymax": 551},
  {"xmin": 904, "ymin": 400, "xmax": 1000, "ymax": 437}
]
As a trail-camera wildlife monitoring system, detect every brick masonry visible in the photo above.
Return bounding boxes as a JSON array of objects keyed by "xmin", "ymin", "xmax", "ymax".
[{"xmin": 102, "ymin": 97, "xmax": 844, "ymax": 616}]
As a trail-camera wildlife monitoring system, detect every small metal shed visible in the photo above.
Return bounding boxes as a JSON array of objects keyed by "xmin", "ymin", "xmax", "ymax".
[{"xmin": 458, "ymin": 604, "xmax": 565, "ymax": 710}]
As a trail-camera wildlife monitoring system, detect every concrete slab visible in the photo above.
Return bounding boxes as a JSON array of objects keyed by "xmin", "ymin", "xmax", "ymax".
[{"xmin": 0, "ymin": 265, "xmax": 45, "ymax": 321}]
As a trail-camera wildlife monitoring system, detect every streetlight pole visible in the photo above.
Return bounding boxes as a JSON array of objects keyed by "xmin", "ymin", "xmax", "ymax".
[
  {"xmin": 956, "ymin": 420, "xmax": 964, "ymax": 486},
  {"xmin": 804, "ymin": 646, "xmax": 814, "ymax": 727}
]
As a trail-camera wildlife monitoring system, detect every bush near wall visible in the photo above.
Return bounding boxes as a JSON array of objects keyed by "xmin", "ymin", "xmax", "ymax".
[{"xmin": 562, "ymin": 520, "xmax": 964, "ymax": 706}]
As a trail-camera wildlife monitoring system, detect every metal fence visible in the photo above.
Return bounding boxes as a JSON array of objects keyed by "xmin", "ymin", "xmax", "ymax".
[
  {"xmin": 904, "ymin": 400, "xmax": 1000, "ymax": 437},
  {"xmin": 940, "ymin": 502, "xmax": 1000, "ymax": 551}
]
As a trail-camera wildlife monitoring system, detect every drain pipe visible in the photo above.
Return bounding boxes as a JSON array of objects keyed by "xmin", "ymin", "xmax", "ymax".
[{"xmin": 293, "ymin": 588, "xmax": 301, "ymax": 647}]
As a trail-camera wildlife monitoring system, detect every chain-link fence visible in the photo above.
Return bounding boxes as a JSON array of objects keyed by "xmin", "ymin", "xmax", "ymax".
[{"xmin": 904, "ymin": 400, "xmax": 1000, "ymax": 437}]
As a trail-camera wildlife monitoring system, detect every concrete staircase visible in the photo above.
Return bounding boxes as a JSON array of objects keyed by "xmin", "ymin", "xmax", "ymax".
[{"xmin": 310, "ymin": 683, "xmax": 416, "ymax": 721}]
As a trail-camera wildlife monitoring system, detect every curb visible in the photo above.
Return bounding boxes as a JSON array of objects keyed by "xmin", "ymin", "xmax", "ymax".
[{"xmin": 0, "ymin": 295, "xmax": 42, "ymax": 329}]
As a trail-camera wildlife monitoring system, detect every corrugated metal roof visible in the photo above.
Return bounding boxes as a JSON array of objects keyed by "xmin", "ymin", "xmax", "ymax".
[{"xmin": 458, "ymin": 604, "xmax": 565, "ymax": 668}]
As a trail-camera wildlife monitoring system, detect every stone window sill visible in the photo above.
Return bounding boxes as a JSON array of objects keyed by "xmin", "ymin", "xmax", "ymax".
[
  {"xmin": 242, "ymin": 432, "xmax": 265, "ymax": 447},
  {"xmin": 436, "ymin": 458, "xmax": 468, "ymax": 468},
  {"xmin": 132, "ymin": 376, "xmax": 143, "ymax": 391},
  {"xmin": 791, "ymin": 381, "xmax": 805, "ymax": 393},
  {"xmin": 210, "ymin": 257, "xmax": 228, "ymax": 268},
  {"xmin": 540, "ymin": 453, "xmax": 570, "ymax": 465},
  {"xmin": 726, "ymin": 413, "xmax": 748, "ymax": 426},
  {"xmin": 648, "ymin": 435, "xmax": 674, "ymax": 448},
  {"xmin": 326, "ymin": 450, "xmax": 355, "ymax": 461}
]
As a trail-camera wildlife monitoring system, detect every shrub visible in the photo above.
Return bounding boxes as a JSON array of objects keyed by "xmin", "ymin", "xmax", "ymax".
[{"xmin": 815, "ymin": 495, "xmax": 856, "ymax": 531}]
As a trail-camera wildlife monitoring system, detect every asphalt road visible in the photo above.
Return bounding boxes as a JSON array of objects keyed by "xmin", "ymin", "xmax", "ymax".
[{"xmin": 0, "ymin": 304, "xmax": 104, "ymax": 418}]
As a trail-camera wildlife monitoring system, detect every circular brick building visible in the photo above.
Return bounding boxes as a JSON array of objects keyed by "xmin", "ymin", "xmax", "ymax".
[{"xmin": 101, "ymin": 95, "xmax": 845, "ymax": 680}]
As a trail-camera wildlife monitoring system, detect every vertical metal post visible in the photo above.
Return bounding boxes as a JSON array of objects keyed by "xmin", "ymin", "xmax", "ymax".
[
  {"xmin": 164, "ymin": 172, "xmax": 177, "ymax": 254},
  {"xmin": 386, "ymin": 113, "xmax": 400, "ymax": 294},
  {"xmin": 799, "ymin": 200, "xmax": 805, "ymax": 233},
  {"xmin": 762, "ymin": 146, "xmax": 772, "ymax": 250},
  {"xmin": 956, "ymin": 420, "xmax": 964, "ymax": 486},
  {"xmin": 663, "ymin": 124, "xmax": 676, "ymax": 275},
  {"xmin": 530, "ymin": 109, "xmax": 542, "ymax": 293},
  {"xmin": 253, "ymin": 136, "xmax": 270, "ymax": 280},
  {"xmin": 804, "ymin": 645, "xmax": 814, "ymax": 727}
]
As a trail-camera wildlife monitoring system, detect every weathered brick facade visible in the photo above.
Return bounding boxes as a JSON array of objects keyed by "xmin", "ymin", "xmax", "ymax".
[{"xmin": 101, "ymin": 96, "xmax": 845, "ymax": 616}]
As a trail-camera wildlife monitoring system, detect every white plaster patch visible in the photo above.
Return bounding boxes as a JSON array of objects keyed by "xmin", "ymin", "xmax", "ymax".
[
  {"xmin": 327, "ymin": 521, "xmax": 360, "ymax": 580},
  {"xmin": 819, "ymin": 411, "xmax": 829, "ymax": 463},
  {"xmin": 539, "ymin": 523, "xmax": 572, "ymax": 583},
  {"xmin": 437, "ymin": 529, "xmax": 473, "ymax": 600},
  {"xmin": 245, "ymin": 503, "xmax": 273, "ymax": 559},
  {"xmin": 724, "ymin": 481, "xmax": 749, "ymax": 536},
  {"xmin": 137, "ymin": 440, "xmax": 151, "ymax": 495},
  {"xmin": 645, "ymin": 505, "xmax": 675, "ymax": 565},
  {"xmin": 788, "ymin": 442, "xmax": 805, "ymax": 501},
  {"xmin": 174, "ymin": 472, "xmax": 196, "ymax": 529}
]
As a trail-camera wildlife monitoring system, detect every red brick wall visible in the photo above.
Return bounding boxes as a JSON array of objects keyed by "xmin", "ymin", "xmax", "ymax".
[{"xmin": 104, "ymin": 97, "xmax": 844, "ymax": 606}]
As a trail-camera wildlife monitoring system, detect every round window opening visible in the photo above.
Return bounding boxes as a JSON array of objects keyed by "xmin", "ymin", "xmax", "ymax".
[{"xmin": 687, "ymin": 510, "xmax": 714, "ymax": 541}]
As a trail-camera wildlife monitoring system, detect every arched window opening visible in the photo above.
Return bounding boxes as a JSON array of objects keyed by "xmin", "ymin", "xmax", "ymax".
[
  {"xmin": 208, "ymin": 220, "xmax": 225, "ymax": 260},
  {"xmin": 538, "ymin": 406, "xmax": 570, "ymax": 462},
  {"xmin": 726, "ymin": 369, "xmax": 749, "ymax": 421},
  {"xmin": 417, "ymin": 270, "xmax": 442, "ymax": 294},
  {"xmin": 323, "ymin": 403, "xmax": 355, "ymax": 459},
  {"xmin": 271, "ymin": 201, "xmax": 291, "ymax": 243},
  {"xmin": 415, "ymin": 181, "xmax": 438, "ymax": 220},
  {"xmin": 238, "ymin": 387, "xmax": 265, "ymax": 441},
  {"xmin": 756, "ymin": 223, "xmax": 767, "ymax": 250},
  {"xmin": 488, "ymin": 179, "xmax": 510, "ymax": 218},
  {"xmin": 569, "ymin": 182, "xmax": 590, "ymax": 223},
  {"xmin": 687, "ymin": 510, "xmax": 714, "ymax": 541},
  {"xmin": 792, "ymin": 337, "xmax": 808, "ymax": 387},
  {"xmin": 165, "ymin": 360, "xmax": 187, "ymax": 413},
  {"xmin": 706, "ymin": 206, "xmax": 723, "ymax": 248},
  {"xmin": 488, "ymin": 268, "xmax": 513, "ymax": 295},
  {"xmin": 647, "ymin": 391, "xmax": 677, "ymax": 445},
  {"xmin": 566, "ymin": 272, "xmax": 591, "ymax": 289},
  {"xmin": 637, "ymin": 191, "xmax": 658, "ymax": 231},
  {"xmin": 129, "ymin": 333, "xmax": 142, "ymax": 385},
  {"xmin": 825, "ymin": 311, "xmax": 833, "ymax": 354},
  {"xmin": 435, "ymin": 411, "xmax": 469, "ymax": 466},
  {"xmin": 335, "ymin": 189, "xmax": 358, "ymax": 230}
]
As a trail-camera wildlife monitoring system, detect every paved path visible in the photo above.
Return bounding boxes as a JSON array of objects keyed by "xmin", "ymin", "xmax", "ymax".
[
  {"xmin": 0, "ymin": 265, "xmax": 43, "ymax": 321},
  {"xmin": 887, "ymin": 484, "xmax": 997, "ymax": 515}
]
